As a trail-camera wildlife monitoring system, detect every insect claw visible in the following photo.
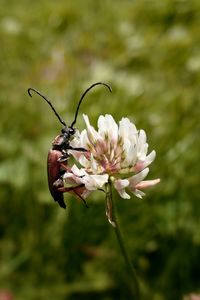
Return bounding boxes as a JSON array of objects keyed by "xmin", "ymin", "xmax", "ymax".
[{"xmin": 98, "ymin": 188, "xmax": 105, "ymax": 193}]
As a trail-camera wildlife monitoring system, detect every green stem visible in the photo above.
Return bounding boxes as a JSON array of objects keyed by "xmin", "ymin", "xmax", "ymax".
[{"xmin": 106, "ymin": 181, "xmax": 140, "ymax": 300}]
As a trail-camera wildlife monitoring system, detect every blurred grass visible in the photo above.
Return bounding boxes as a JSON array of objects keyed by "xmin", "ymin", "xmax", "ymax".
[{"xmin": 0, "ymin": 0, "xmax": 200, "ymax": 299}]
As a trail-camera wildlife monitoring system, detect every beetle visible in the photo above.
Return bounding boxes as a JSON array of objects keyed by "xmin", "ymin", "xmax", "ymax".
[{"xmin": 28, "ymin": 82, "xmax": 112, "ymax": 209}]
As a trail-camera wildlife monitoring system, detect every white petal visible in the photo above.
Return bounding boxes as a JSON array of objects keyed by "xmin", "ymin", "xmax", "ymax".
[
  {"xmin": 71, "ymin": 129, "xmax": 90, "ymax": 150},
  {"xmin": 84, "ymin": 174, "xmax": 108, "ymax": 190},
  {"xmin": 98, "ymin": 114, "xmax": 118, "ymax": 142},
  {"xmin": 119, "ymin": 117, "xmax": 137, "ymax": 141},
  {"xmin": 63, "ymin": 172, "xmax": 74, "ymax": 181},
  {"xmin": 128, "ymin": 168, "xmax": 149, "ymax": 187},
  {"xmin": 133, "ymin": 189, "xmax": 146, "ymax": 199},
  {"xmin": 83, "ymin": 114, "xmax": 101, "ymax": 144},
  {"xmin": 63, "ymin": 165, "xmax": 84, "ymax": 185},
  {"xmin": 137, "ymin": 143, "xmax": 148, "ymax": 161},
  {"xmin": 134, "ymin": 150, "xmax": 156, "ymax": 172},
  {"xmin": 77, "ymin": 155, "xmax": 90, "ymax": 168},
  {"xmin": 117, "ymin": 189, "xmax": 131, "ymax": 199},
  {"xmin": 63, "ymin": 165, "xmax": 108, "ymax": 191},
  {"xmin": 119, "ymin": 118, "xmax": 139, "ymax": 167},
  {"xmin": 138, "ymin": 129, "xmax": 146, "ymax": 145},
  {"xmin": 122, "ymin": 140, "xmax": 137, "ymax": 167},
  {"xmin": 114, "ymin": 179, "xmax": 130, "ymax": 199},
  {"xmin": 71, "ymin": 164, "xmax": 86, "ymax": 177},
  {"xmin": 114, "ymin": 178, "xmax": 129, "ymax": 189},
  {"xmin": 79, "ymin": 129, "xmax": 90, "ymax": 148},
  {"xmin": 144, "ymin": 150, "xmax": 156, "ymax": 165}
]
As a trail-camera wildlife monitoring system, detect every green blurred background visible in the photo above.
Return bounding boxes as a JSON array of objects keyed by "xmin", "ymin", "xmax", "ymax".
[{"xmin": 0, "ymin": 0, "xmax": 200, "ymax": 299}]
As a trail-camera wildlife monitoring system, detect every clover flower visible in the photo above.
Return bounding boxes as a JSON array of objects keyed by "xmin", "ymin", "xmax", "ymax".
[
  {"xmin": 63, "ymin": 113, "xmax": 160, "ymax": 296},
  {"xmin": 63, "ymin": 114, "xmax": 160, "ymax": 200}
]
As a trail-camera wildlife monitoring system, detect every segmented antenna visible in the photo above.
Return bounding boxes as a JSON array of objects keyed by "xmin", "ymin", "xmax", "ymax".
[
  {"xmin": 27, "ymin": 88, "xmax": 67, "ymax": 127},
  {"xmin": 70, "ymin": 82, "xmax": 112, "ymax": 128},
  {"xmin": 28, "ymin": 82, "xmax": 112, "ymax": 128}
]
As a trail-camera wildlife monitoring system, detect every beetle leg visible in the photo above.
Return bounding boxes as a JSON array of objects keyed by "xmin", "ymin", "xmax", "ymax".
[
  {"xmin": 55, "ymin": 183, "xmax": 84, "ymax": 191},
  {"xmin": 53, "ymin": 178, "xmax": 63, "ymax": 188},
  {"xmin": 57, "ymin": 184, "xmax": 88, "ymax": 208},
  {"xmin": 73, "ymin": 190, "xmax": 89, "ymax": 208},
  {"xmin": 58, "ymin": 162, "xmax": 71, "ymax": 173},
  {"xmin": 57, "ymin": 151, "xmax": 69, "ymax": 162},
  {"xmin": 68, "ymin": 146, "xmax": 88, "ymax": 152}
]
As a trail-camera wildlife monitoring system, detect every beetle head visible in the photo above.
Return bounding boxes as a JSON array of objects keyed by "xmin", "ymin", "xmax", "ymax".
[{"xmin": 61, "ymin": 126, "xmax": 75, "ymax": 136}]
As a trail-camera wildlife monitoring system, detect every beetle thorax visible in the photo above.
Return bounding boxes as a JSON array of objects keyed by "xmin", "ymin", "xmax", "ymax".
[{"xmin": 52, "ymin": 127, "xmax": 75, "ymax": 150}]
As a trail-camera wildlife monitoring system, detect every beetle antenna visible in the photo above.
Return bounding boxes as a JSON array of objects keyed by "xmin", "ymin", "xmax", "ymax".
[
  {"xmin": 28, "ymin": 88, "xmax": 67, "ymax": 127},
  {"xmin": 70, "ymin": 82, "xmax": 112, "ymax": 128}
]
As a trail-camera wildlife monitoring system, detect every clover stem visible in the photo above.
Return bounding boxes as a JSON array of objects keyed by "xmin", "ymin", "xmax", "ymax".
[{"xmin": 105, "ymin": 181, "xmax": 140, "ymax": 299}]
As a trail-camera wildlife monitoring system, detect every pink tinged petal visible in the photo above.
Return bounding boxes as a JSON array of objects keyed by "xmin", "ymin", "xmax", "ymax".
[
  {"xmin": 133, "ymin": 161, "xmax": 146, "ymax": 173},
  {"xmin": 94, "ymin": 140, "xmax": 107, "ymax": 156},
  {"xmin": 135, "ymin": 178, "xmax": 160, "ymax": 190},
  {"xmin": 114, "ymin": 179, "xmax": 130, "ymax": 199},
  {"xmin": 114, "ymin": 178, "xmax": 129, "ymax": 189},
  {"xmin": 134, "ymin": 150, "xmax": 156, "ymax": 172}
]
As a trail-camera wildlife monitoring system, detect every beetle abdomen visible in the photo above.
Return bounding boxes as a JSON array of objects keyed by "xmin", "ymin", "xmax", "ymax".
[{"xmin": 47, "ymin": 149, "xmax": 66, "ymax": 209}]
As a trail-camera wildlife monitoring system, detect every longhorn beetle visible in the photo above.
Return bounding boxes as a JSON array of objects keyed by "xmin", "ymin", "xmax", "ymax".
[{"xmin": 28, "ymin": 82, "xmax": 112, "ymax": 209}]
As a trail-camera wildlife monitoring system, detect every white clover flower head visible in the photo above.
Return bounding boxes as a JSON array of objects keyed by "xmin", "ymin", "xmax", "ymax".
[{"xmin": 64, "ymin": 114, "xmax": 160, "ymax": 200}]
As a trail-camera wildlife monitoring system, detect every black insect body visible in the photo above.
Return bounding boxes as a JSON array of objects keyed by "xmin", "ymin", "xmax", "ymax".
[{"xmin": 28, "ymin": 82, "xmax": 112, "ymax": 209}]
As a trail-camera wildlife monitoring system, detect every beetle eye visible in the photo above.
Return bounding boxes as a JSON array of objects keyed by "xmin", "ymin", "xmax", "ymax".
[{"xmin": 69, "ymin": 128, "xmax": 75, "ymax": 134}]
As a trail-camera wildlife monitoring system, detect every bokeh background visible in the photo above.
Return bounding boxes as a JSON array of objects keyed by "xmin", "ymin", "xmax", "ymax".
[{"xmin": 0, "ymin": 1, "xmax": 200, "ymax": 299}]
